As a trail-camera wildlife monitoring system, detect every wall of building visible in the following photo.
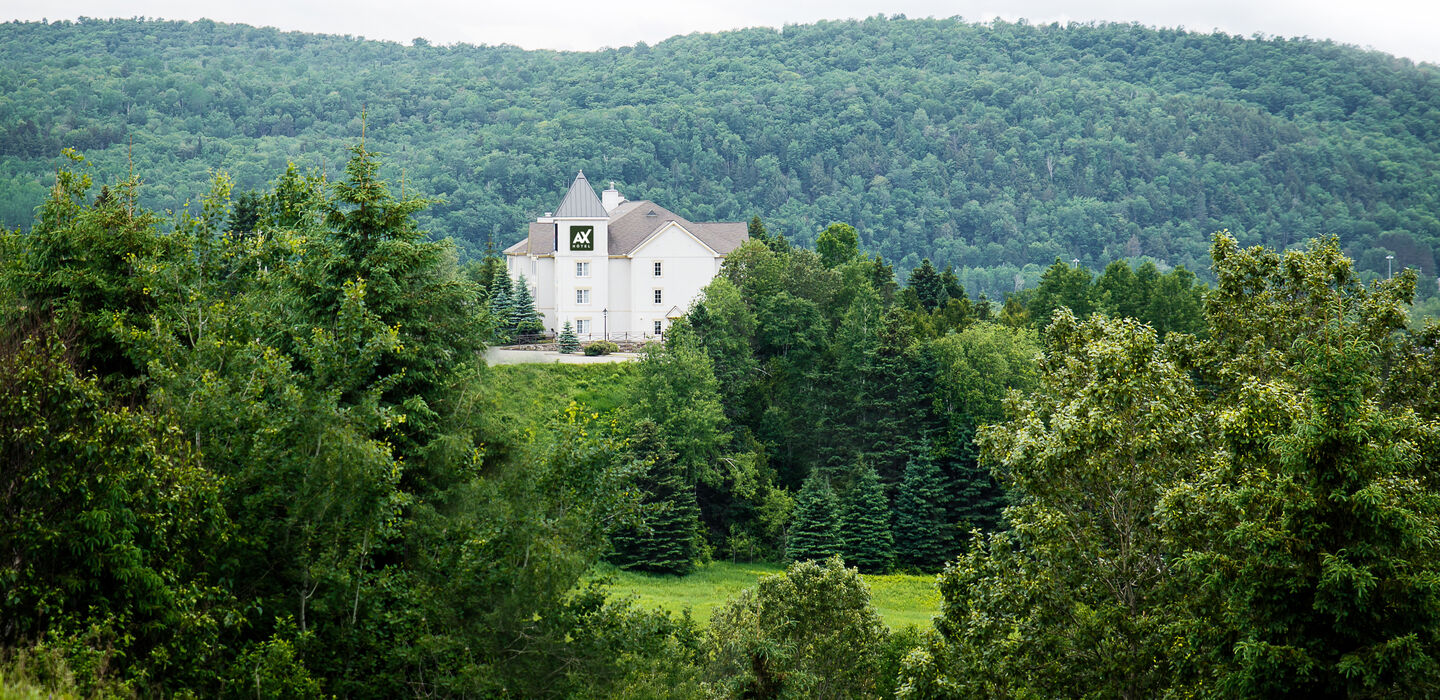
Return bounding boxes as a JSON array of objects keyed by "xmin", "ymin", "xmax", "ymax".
[
  {"xmin": 506, "ymin": 221, "xmax": 727, "ymax": 340},
  {"xmin": 628, "ymin": 224, "xmax": 723, "ymax": 337}
]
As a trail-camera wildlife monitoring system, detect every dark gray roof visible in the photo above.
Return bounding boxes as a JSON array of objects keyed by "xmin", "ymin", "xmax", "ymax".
[
  {"xmin": 607, "ymin": 201, "xmax": 748, "ymax": 255},
  {"xmin": 553, "ymin": 171, "xmax": 608, "ymax": 218},
  {"xmin": 505, "ymin": 189, "xmax": 746, "ymax": 257}
]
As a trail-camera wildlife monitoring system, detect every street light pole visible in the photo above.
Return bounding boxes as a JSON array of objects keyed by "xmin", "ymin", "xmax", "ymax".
[
  {"xmin": 602, "ymin": 308, "xmax": 608, "ymax": 341},
  {"xmin": 1387, "ymin": 254, "xmax": 1395, "ymax": 279},
  {"xmin": 1072, "ymin": 258, "xmax": 1080, "ymax": 269}
]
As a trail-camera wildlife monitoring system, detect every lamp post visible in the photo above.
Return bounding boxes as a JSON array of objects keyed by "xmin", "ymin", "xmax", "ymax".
[
  {"xmin": 1387, "ymin": 254, "xmax": 1395, "ymax": 279},
  {"xmin": 602, "ymin": 308, "xmax": 608, "ymax": 341},
  {"xmin": 1072, "ymin": 258, "xmax": 1080, "ymax": 269}
]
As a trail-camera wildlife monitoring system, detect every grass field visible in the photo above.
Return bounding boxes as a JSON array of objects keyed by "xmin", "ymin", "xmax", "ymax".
[{"xmin": 596, "ymin": 561, "xmax": 942, "ymax": 630}]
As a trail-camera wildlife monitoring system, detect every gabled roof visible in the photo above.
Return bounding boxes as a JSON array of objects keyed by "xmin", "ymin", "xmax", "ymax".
[
  {"xmin": 504, "ymin": 178, "xmax": 747, "ymax": 257},
  {"xmin": 553, "ymin": 171, "xmax": 608, "ymax": 218},
  {"xmin": 607, "ymin": 201, "xmax": 747, "ymax": 256}
]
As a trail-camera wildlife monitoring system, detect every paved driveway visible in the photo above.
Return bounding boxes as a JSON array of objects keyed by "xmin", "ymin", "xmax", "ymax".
[{"xmin": 485, "ymin": 348, "xmax": 641, "ymax": 365}]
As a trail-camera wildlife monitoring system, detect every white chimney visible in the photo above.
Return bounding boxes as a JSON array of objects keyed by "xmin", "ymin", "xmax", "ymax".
[{"xmin": 601, "ymin": 182, "xmax": 625, "ymax": 213}]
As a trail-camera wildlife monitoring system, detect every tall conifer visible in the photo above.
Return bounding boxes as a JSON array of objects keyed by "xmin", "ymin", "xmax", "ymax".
[
  {"xmin": 893, "ymin": 446, "xmax": 950, "ymax": 570},
  {"xmin": 907, "ymin": 258, "xmax": 949, "ymax": 311},
  {"xmin": 840, "ymin": 463, "xmax": 895, "ymax": 573},
  {"xmin": 786, "ymin": 471, "xmax": 843, "ymax": 563},
  {"xmin": 608, "ymin": 423, "xmax": 701, "ymax": 575},
  {"xmin": 489, "ymin": 273, "xmax": 514, "ymax": 342},
  {"xmin": 510, "ymin": 274, "xmax": 543, "ymax": 337}
]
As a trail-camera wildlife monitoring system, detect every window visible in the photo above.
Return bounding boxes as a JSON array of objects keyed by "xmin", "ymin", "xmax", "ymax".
[
  {"xmin": 653, "ymin": 289, "xmax": 663, "ymax": 304},
  {"xmin": 576, "ymin": 261, "xmax": 590, "ymax": 277},
  {"xmin": 653, "ymin": 261, "xmax": 663, "ymax": 277},
  {"xmin": 653, "ymin": 320, "xmax": 663, "ymax": 335},
  {"xmin": 576, "ymin": 288, "xmax": 590, "ymax": 304},
  {"xmin": 576, "ymin": 319, "xmax": 590, "ymax": 335}
]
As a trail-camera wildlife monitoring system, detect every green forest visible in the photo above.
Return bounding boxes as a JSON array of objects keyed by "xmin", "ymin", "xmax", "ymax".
[
  {"xmin": 2, "ymin": 16, "xmax": 1440, "ymax": 300},
  {"xmin": 4, "ymin": 138, "xmax": 1440, "ymax": 696},
  {"xmin": 6, "ymin": 14, "xmax": 1440, "ymax": 699}
]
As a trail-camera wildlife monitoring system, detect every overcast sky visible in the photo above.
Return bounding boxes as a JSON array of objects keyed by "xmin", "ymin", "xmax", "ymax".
[{"xmin": 9, "ymin": 0, "xmax": 1439, "ymax": 65}]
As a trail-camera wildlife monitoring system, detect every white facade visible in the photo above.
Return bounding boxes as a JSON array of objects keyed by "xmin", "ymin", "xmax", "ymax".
[{"xmin": 504, "ymin": 172, "xmax": 746, "ymax": 340}]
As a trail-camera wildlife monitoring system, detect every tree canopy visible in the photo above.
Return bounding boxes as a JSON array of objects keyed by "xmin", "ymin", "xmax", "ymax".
[{"xmin": 2, "ymin": 17, "xmax": 1438, "ymax": 303}]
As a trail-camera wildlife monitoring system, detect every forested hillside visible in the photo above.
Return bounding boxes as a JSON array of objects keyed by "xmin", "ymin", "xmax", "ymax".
[{"xmin": 3, "ymin": 17, "xmax": 1439, "ymax": 298}]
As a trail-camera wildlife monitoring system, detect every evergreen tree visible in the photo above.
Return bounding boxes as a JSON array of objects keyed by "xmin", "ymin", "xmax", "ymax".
[
  {"xmin": 488, "ymin": 273, "xmax": 514, "ymax": 342},
  {"xmin": 509, "ymin": 274, "xmax": 544, "ymax": 337},
  {"xmin": 786, "ymin": 471, "xmax": 843, "ymax": 562},
  {"xmin": 941, "ymin": 264, "xmax": 967, "ymax": 305},
  {"xmin": 859, "ymin": 310, "xmax": 940, "ymax": 484},
  {"xmin": 608, "ymin": 423, "xmax": 701, "ymax": 575},
  {"xmin": 940, "ymin": 438, "xmax": 1004, "ymax": 541},
  {"xmin": 907, "ymin": 258, "xmax": 949, "ymax": 312},
  {"xmin": 869, "ymin": 255, "xmax": 899, "ymax": 303},
  {"xmin": 839, "ymin": 463, "xmax": 894, "ymax": 573},
  {"xmin": 557, "ymin": 321, "xmax": 579, "ymax": 353},
  {"xmin": 747, "ymin": 214, "xmax": 791, "ymax": 253},
  {"xmin": 227, "ymin": 188, "xmax": 264, "ymax": 235},
  {"xmin": 975, "ymin": 293, "xmax": 993, "ymax": 321},
  {"xmin": 893, "ymin": 446, "xmax": 950, "ymax": 570}
]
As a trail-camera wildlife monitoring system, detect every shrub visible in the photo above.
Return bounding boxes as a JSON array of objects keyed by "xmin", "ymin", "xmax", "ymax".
[
  {"xmin": 704, "ymin": 557, "xmax": 889, "ymax": 698},
  {"xmin": 585, "ymin": 340, "xmax": 619, "ymax": 356}
]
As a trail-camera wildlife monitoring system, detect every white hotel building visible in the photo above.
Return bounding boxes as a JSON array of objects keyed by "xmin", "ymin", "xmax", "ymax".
[{"xmin": 504, "ymin": 172, "xmax": 747, "ymax": 339}]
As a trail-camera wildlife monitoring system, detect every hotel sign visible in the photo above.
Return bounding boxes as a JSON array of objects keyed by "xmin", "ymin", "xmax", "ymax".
[{"xmin": 569, "ymin": 225, "xmax": 594, "ymax": 251}]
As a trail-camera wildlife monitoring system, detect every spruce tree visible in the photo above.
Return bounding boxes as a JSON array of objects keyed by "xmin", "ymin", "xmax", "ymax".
[
  {"xmin": 907, "ymin": 258, "xmax": 948, "ymax": 311},
  {"xmin": 558, "ymin": 321, "xmax": 580, "ymax": 353},
  {"xmin": 489, "ymin": 274, "xmax": 514, "ymax": 342},
  {"xmin": 608, "ymin": 423, "xmax": 700, "ymax": 575},
  {"xmin": 510, "ymin": 274, "xmax": 544, "ymax": 337},
  {"xmin": 893, "ymin": 447, "xmax": 950, "ymax": 571},
  {"xmin": 839, "ymin": 463, "xmax": 895, "ymax": 573},
  {"xmin": 786, "ymin": 470, "xmax": 843, "ymax": 563}
]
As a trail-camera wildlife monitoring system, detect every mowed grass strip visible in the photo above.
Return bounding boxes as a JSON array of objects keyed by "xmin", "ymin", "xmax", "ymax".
[{"xmin": 596, "ymin": 561, "xmax": 941, "ymax": 630}]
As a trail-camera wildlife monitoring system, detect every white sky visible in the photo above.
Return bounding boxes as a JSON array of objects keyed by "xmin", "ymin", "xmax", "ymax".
[{"xmin": 9, "ymin": 0, "xmax": 1440, "ymax": 65}]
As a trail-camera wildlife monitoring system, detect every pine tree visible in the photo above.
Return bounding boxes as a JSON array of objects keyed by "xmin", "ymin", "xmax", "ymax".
[
  {"xmin": 839, "ymin": 463, "xmax": 894, "ymax": 573},
  {"xmin": 786, "ymin": 470, "xmax": 843, "ymax": 563},
  {"xmin": 558, "ymin": 321, "xmax": 580, "ymax": 353},
  {"xmin": 893, "ymin": 447, "xmax": 950, "ymax": 571},
  {"xmin": 510, "ymin": 274, "xmax": 544, "ymax": 337},
  {"xmin": 608, "ymin": 423, "xmax": 700, "ymax": 575}
]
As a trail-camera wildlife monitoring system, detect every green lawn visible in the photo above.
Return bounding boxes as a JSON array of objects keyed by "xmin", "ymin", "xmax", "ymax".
[
  {"xmin": 596, "ymin": 561, "xmax": 942, "ymax": 630},
  {"xmin": 481, "ymin": 362, "xmax": 637, "ymax": 425}
]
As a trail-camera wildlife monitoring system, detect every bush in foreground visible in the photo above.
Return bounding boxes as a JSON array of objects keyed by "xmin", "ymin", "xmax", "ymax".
[
  {"xmin": 585, "ymin": 340, "xmax": 619, "ymax": 356},
  {"xmin": 704, "ymin": 556, "xmax": 890, "ymax": 698}
]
